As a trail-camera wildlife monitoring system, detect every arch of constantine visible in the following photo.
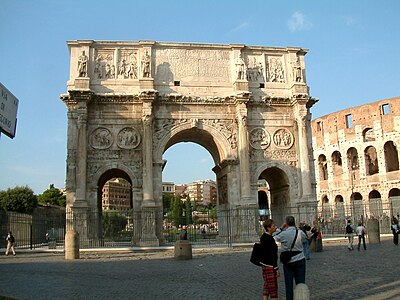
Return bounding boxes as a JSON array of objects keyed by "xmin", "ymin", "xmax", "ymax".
[{"xmin": 60, "ymin": 40, "xmax": 318, "ymax": 246}]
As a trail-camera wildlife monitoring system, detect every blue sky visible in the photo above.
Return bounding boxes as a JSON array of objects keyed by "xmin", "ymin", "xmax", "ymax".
[{"xmin": 1, "ymin": 0, "xmax": 399, "ymax": 194}]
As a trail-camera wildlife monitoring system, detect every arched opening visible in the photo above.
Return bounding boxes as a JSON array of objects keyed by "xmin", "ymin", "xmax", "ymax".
[
  {"xmin": 162, "ymin": 133, "xmax": 218, "ymax": 243},
  {"xmin": 351, "ymin": 192, "xmax": 364, "ymax": 223},
  {"xmin": 318, "ymin": 154, "xmax": 328, "ymax": 180},
  {"xmin": 321, "ymin": 195, "xmax": 331, "ymax": 221},
  {"xmin": 384, "ymin": 141, "xmax": 399, "ymax": 172},
  {"xmin": 97, "ymin": 169, "xmax": 133, "ymax": 244},
  {"xmin": 257, "ymin": 179, "xmax": 270, "ymax": 220},
  {"xmin": 368, "ymin": 190, "xmax": 382, "ymax": 219},
  {"xmin": 363, "ymin": 128, "xmax": 375, "ymax": 142},
  {"xmin": 334, "ymin": 195, "xmax": 345, "ymax": 219},
  {"xmin": 258, "ymin": 167, "xmax": 290, "ymax": 225},
  {"xmin": 331, "ymin": 150, "xmax": 343, "ymax": 176},
  {"xmin": 389, "ymin": 188, "xmax": 400, "ymax": 217},
  {"xmin": 365, "ymin": 146, "xmax": 379, "ymax": 175}
]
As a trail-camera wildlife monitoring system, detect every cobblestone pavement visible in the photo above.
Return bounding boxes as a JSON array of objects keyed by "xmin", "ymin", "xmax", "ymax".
[{"xmin": 0, "ymin": 237, "xmax": 400, "ymax": 300}]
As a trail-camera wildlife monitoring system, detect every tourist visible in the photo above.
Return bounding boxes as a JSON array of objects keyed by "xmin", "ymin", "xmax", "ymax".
[
  {"xmin": 391, "ymin": 216, "xmax": 399, "ymax": 245},
  {"xmin": 310, "ymin": 220, "xmax": 322, "ymax": 252},
  {"xmin": 299, "ymin": 221, "xmax": 311, "ymax": 260},
  {"xmin": 345, "ymin": 220, "xmax": 356, "ymax": 251},
  {"xmin": 180, "ymin": 225, "xmax": 188, "ymax": 240},
  {"xmin": 355, "ymin": 221, "xmax": 367, "ymax": 251},
  {"xmin": 274, "ymin": 216, "xmax": 307, "ymax": 300},
  {"xmin": 5, "ymin": 231, "xmax": 16, "ymax": 256},
  {"xmin": 259, "ymin": 219, "xmax": 280, "ymax": 300}
]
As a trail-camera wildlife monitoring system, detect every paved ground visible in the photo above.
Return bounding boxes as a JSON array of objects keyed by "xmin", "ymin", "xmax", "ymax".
[{"xmin": 0, "ymin": 236, "xmax": 399, "ymax": 300}]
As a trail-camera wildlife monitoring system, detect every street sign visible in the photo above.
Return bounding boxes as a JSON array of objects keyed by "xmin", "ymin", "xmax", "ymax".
[{"xmin": 0, "ymin": 82, "xmax": 19, "ymax": 139}]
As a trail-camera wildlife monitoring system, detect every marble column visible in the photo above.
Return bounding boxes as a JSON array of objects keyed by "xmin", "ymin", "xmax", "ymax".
[{"xmin": 235, "ymin": 95, "xmax": 252, "ymax": 204}]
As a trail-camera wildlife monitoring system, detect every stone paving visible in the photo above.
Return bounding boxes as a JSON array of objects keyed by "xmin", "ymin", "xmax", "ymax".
[{"xmin": 0, "ymin": 236, "xmax": 400, "ymax": 300}]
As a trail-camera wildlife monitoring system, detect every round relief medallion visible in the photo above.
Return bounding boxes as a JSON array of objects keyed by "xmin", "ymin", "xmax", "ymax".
[
  {"xmin": 117, "ymin": 127, "xmax": 141, "ymax": 149},
  {"xmin": 90, "ymin": 127, "xmax": 113, "ymax": 149},
  {"xmin": 273, "ymin": 128, "xmax": 294, "ymax": 149},
  {"xmin": 250, "ymin": 128, "xmax": 270, "ymax": 150}
]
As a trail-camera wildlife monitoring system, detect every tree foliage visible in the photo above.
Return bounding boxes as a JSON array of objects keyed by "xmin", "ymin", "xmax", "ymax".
[
  {"xmin": 0, "ymin": 186, "xmax": 38, "ymax": 214},
  {"xmin": 102, "ymin": 212, "xmax": 128, "ymax": 238},
  {"xmin": 37, "ymin": 184, "xmax": 66, "ymax": 207}
]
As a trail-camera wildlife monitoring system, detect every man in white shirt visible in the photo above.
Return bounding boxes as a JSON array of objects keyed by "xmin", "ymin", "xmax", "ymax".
[{"xmin": 274, "ymin": 216, "xmax": 307, "ymax": 300}]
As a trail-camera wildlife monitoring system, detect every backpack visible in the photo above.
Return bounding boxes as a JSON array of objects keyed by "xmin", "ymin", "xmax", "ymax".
[{"xmin": 346, "ymin": 225, "xmax": 353, "ymax": 234}]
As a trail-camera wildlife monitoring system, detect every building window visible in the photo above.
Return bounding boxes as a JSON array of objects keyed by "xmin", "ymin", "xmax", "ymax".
[
  {"xmin": 317, "ymin": 121, "xmax": 323, "ymax": 132},
  {"xmin": 382, "ymin": 103, "xmax": 391, "ymax": 115},
  {"xmin": 345, "ymin": 114, "xmax": 353, "ymax": 129}
]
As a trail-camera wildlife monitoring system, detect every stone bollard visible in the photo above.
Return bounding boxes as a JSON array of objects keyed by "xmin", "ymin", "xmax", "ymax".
[
  {"xmin": 65, "ymin": 229, "xmax": 80, "ymax": 260},
  {"xmin": 294, "ymin": 283, "xmax": 310, "ymax": 300},
  {"xmin": 367, "ymin": 218, "xmax": 380, "ymax": 244},
  {"xmin": 174, "ymin": 240, "xmax": 192, "ymax": 260}
]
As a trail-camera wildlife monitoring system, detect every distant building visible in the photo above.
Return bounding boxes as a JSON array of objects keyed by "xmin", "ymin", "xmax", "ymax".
[
  {"xmin": 187, "ymin": 179, "xmax": 217, "ymax": 206},
  {"xmin": 102, "ymin": 178, "xmax": 131, "ymax": 211},
  {"xmin": 311, "ymin": 97, "xmax": 400, "ymax": 224},
  {"xmin": 161, "ymin": 179, "xmax": 217, "ymax": 206},
  {"xmin": 162, "ymin": 182, "xmax": 175, "ymax": 195}
]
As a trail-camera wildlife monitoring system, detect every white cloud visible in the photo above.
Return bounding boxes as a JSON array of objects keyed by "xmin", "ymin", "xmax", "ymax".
[
  {"xmin": 287, "ymin": 11, "xmax": 313, "ymax": 32},
  {"xmin": 227, "ymin": 21, "xmax": 250, "ymax": 35}
]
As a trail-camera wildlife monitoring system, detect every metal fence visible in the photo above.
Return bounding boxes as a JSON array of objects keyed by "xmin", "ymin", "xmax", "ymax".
[{"xmin": 0, "ymin": 202, "xmax": 396, "ymax": 250}]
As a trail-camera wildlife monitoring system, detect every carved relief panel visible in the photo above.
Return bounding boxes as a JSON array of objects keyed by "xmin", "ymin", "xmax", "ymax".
[
  {"xmin": 93, "ymin": 49, "xmax": 115, "ymax": 80},
  {"xmin": 267, "ymin": 56, "xmax": 286, "ymax": 83},
  {"xmin": 118, "ymin": 49, "xmax": 139, "ymax": 79}
]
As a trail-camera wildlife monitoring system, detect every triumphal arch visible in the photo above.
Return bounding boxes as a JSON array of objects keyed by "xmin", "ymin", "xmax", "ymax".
[{"xmin": 60, "ymin": 40, "xmax": 318, "ymax": 246}]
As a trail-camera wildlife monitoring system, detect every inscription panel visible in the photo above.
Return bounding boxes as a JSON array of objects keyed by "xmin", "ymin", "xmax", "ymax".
[{"xmin": 155, "ymin": 48, "xmax": 231, "ymax": 83}]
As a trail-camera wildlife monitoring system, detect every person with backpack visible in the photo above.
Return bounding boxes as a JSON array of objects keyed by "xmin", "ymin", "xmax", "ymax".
[
  {"xmin": 5, "ymin": 231, "xmax": 16, "ymax": 256},
  {"xmin": 345, "ymin": 220, "xmax": 356, "ymax": 251}
]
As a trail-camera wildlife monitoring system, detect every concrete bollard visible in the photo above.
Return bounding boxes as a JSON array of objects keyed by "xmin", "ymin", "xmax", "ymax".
[
  {"xmin": 174, "ymin": 240, "xmax": 192, "ymax": 260},
  {"xmin": 367, "ymin": 218, "xmax": 380, "ymax": 244},
  {"xmin": 65, "ymin": 229, "xmax": 80, "ymax": 260}
]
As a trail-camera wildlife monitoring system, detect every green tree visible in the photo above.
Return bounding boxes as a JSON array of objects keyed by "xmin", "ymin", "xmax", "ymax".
[
  {"xmin": 171, "ymin": 197, "xmax": 183, "ymax": 227},
  {"xmin": 37, "ymin": 184, "xmax": 66, "ymax": 207},
  {"xmin": 162, "ymin": 193, "xmax": 174, "ymax": 213},
  {"xmin": 184, "ymin": 197, "xmax": 193, "ymax": 225},
  {"xmin": 0, "ymin": 186, "xmax": 38, "ymax": 213},
  {"xmin": 102, "ymin": 212, "xmax": 128, "ymax": 238}
]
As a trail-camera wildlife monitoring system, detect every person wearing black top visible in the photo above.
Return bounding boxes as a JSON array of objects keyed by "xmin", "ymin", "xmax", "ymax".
[{"xmin": 260, "ymin": 219, "xmax": 280, "ymax": 300}]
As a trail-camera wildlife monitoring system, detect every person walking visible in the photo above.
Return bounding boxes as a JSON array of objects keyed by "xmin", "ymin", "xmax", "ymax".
[
  {"xmin": 259, "ymin": 219, "xmax": 280, "ymax": 300},
  {"xmin": 274, "ymin": 216, "xmax": 307, "ymax": 300},
  {"xmin": 345, "ymin": 220, "xmax": 356, "ymax": 251},
  {"xmin": 5, "ymin": 231, "xmax": 16, "ymax": 256},
  {"xmin": 355, "ymin": 221, "xmax": 367, "ymax": 251},
  {"xmin": 391, "ymin": 216, "xmax": 399, "ymax": 245}
]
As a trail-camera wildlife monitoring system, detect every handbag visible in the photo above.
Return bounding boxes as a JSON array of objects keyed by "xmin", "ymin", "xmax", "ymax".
[
  {"xmin": 250, "ymin": 242, "xmax": 264, "ymax": 266},
  {"xmin": 280, "ymin": 229, "xmax": 301, "ymax": 264}
]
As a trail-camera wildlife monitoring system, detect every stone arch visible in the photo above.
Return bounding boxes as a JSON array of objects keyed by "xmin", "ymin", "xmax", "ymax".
[
  {"xmin": 256, "ymin": 163, "xmax": 296, "ymax": 225},
  {"xmin": 331, "ymin": 150, "xmax": 343, "ymax": 176},
  {"xmin": 334, "ymin": 195, "xmax": 345, "ymax": 219},
  {"xmin": 155, "ymin": 122, "xmax": 234, "ymax": 164},
  {"xmin": 321, "ymin": 195, "xmax": 331, "ymax": 220},
  {"xmin": 368, "ymin": 190, "xmax": 382, "ymax": 218},
  {"xmin": 389, "ymin": 188, "xmax": 400, "ymax": 217},
  {"xmin": 384, "ymin": 141, "xmax": 399, "ymax": 172},
  {"xmin": 351, "ymin": 192, "xmax": 364, "ymax": 222},
  {"xmin": 257, "ymin": 190, "xmax": 269, "ymax": 219},
  {"xmin": 318, "ymin": 154, "xmax": 328, "ymax": 180},
  {"xmin": 347, "ymin": 147, "xmax": 359, "ymax": 170},
  {"xmin": 364, "ymin": 146, "xmax": 379, "ymax": 175}
]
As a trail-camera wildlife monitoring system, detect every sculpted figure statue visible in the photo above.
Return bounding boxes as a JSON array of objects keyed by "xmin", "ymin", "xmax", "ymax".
[
  {"xmin": 77, "ymin": 50, "xmax": 88, "ymax": 77},
  {"xmin": 142, "ymin": 50, "xmax": 151, "ymax": 77},
  {"xmin": 235, "ymin": 54, "xmax": 246, "ymax": 80}
]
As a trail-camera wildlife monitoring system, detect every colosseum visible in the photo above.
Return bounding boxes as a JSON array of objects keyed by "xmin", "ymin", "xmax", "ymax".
[{"xmin": 311, "ymin": 96, "xmax": 400, "ymax": 234}]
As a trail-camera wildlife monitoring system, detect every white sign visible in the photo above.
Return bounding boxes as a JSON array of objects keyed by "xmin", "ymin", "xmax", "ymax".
[{"xmin": 0, "ymin": 82, "xmax": 19, "ymax": 138}]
